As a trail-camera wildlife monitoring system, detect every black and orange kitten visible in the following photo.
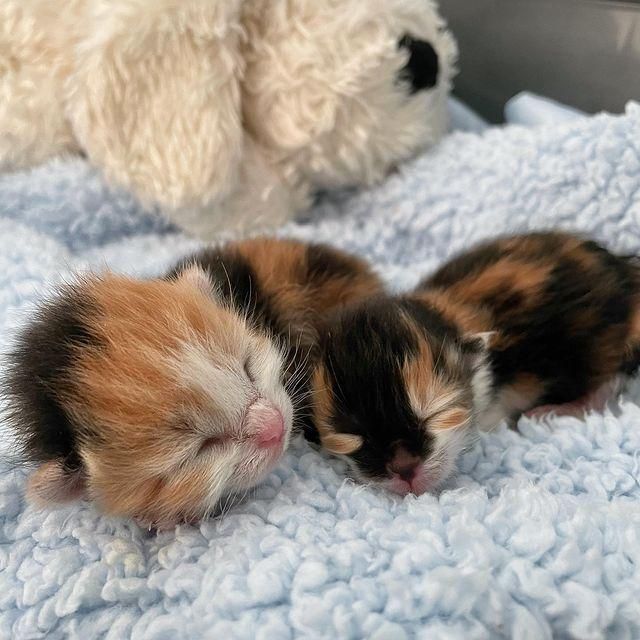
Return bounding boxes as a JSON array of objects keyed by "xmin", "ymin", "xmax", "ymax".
[
  {"xmin": 311, "ymin": 232, "xmax": 640, "ymax": 495},
  {"xmin": 4, "ymin": 237, "xmax": 382, "ymax": 526}
]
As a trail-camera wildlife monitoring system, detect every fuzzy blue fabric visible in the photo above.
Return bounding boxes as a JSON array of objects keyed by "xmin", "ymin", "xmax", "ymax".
[{"xmin": 1, "ymin": 105, "xmax": 640, "ymax": 640}]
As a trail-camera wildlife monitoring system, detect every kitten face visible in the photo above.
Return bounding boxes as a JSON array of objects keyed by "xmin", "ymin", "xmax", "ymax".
[
  {"xmin": 311, "ymin": 297, "xmax": 487, "ymax": 495},
  {"xmin": 18, "ymin": 269, "xmax": 293, "ymax": 527}
]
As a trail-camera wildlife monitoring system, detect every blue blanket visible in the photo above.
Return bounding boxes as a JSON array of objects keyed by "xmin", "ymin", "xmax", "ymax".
[{"xmin": 1, "ymin": 104, "xmax": 640, "ymax": 639}]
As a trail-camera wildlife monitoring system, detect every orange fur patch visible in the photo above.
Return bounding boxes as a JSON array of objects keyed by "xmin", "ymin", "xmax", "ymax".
[
  {"xmin": 321, "ymin": 433, "xmax": 364, "ymax": 455},
  {"xmin": 445, "ymin": 258, "xmax": 553, "ymax": 309},
  {"xmin": 310, "ymin": 365, "xmax": 364, "ymax": 455},
  {"xmin": 86, "ymin": 449, "xmax": 209, "ymax": 523},
  {"xmin": 401, "ymin": 336, "xmax": 435, "ymax": 396},
  {"xmin": 235, "ymin": 237, "xmax": 306, "ymax": 298},
  {"xmin": 310, "ymin": 366, "xmax": 334, "ymax": 440},
  {"xmin": 416, "ymin": 290, "xmax": 492, "ymax": 335},
  {"xmin": 66, "ymin": 275, "xmax": 236, "ymax": 432},
  {"xmin": 236, "ymin": 237, "xmax": 382, "ymax": 334},
  {"xmin": 402, "ymin": 338, "xmax": 458, "ymax": 412},
  {"xmin": 27, "ymin": 461, "xmax": 86, "ymax": 505},
  {"xmin": 58, "ymin": 273, "xmax": 246, "ymax": 519},
  {"xmin": 429, "ymin": 407, "xmax": 470, "ymax": 431},
  {"xmin": 400, "ymin": 323, "xmax": 472, "ymax": 427}
]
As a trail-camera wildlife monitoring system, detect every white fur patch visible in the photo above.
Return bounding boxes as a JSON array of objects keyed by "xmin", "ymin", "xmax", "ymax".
[
  {"xmin": 470, "ymin": 358, "xmax": 495, "ymax": 426},
  {"xmin": 168, "ymin": 326, "xmax": 293, "ymax": 504},
  {"xmin": 423, "ymin": 424, "xmax": 470, "ymax": 488}
]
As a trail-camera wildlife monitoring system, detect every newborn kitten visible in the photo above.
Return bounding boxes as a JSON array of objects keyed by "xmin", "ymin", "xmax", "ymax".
[
  {"xmin": 4, "ymin": 237, "xmax": 381, "ymax": 527},
  {"xmin": 310, "ymin": 232, "xmax": 640, "ymax": 495}
]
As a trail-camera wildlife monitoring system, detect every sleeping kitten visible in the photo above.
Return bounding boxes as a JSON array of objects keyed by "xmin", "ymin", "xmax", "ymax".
[
  {"xmin": 4, "ymin": 237, "xmax": 382, "ymax": 527},
  {"xmin": 310, "ymin": 232, "xmax": 640, "ymax": 495}
]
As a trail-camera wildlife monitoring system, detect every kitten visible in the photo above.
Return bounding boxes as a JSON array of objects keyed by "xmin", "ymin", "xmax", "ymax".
[
  {"xmin": 310, "ymin": 232, "xmax": 640, "ymax": 495},
  {"xmin": 4, "ymin": 237, "xmax": 382, "ymax": 527}
]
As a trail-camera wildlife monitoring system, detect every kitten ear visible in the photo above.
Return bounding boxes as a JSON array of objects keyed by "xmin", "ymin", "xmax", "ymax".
[
  {"xmin": 176, "ymin": 265, "xmax": 215, "ymax": 298},
  {"xmin": 461, "ymin": 331, "xmax": 495, "ymax": 369},
  {"xmin": 27, "ymin": 460, "xmax": 87, "ymax": 506},
  {"xmin": 321, "ymin": 432, "xmax": 364, "ymax": 455},
  {"xmin": 464, "ymin": 331, "xmax": 496, "ymax": 351}
]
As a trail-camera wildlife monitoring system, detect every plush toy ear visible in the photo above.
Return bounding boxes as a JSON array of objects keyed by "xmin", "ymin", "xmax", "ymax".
[
  {"xmin": 27, "ymin": 460, "xmax": 87, "ymax": 506},
  {"xmin": 68, "ymin": 1, "xmax": 245, "ymax": 210}
]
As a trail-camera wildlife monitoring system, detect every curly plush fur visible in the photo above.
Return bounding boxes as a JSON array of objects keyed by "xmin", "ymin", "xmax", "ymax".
[{"xmin": 0, "ymin": 0, "xmax": 456, "ymax": 237}]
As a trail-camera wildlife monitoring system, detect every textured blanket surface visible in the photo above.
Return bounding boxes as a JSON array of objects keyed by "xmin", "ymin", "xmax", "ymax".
[{"xmin": 1, "ymin": 105, "xmax": 640, "ymax": 640}]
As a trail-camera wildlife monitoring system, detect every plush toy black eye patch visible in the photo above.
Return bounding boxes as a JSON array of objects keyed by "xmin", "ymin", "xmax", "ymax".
[{"xmin": 398, "ymin": 34, "xmax": 439, "ymax": 92}]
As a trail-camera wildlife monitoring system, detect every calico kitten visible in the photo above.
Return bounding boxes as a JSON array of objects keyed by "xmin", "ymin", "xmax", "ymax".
[
  {"xmin": 4, "ymin": 237, "xmax": 381, "ymax": 527},
  {"xmin": 311, "ymin": 232, "xmax": 640, "ymax": 495}
]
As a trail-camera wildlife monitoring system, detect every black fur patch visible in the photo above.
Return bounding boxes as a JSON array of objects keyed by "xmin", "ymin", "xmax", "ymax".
[
  {"xmin": 168, "ymin": 248, "xmax": 284, "ymax": 339},
  {"xmin": 297, "ymin": 244, "xmax": 371, "ymax": 440},
  {"xmin": 305, "ymin": 243, "xmax": 364, "ymax": 283},
  {"xmin": 319, "ymin": 297, "xmax": 435, "ymax": 479},
  {"xmin": 423, "ymin": 232, "xmax": 566, "ymax": 290},
  {"xmin": 3, "ymin": 289, "xmax": 98, "ymax": 470}
]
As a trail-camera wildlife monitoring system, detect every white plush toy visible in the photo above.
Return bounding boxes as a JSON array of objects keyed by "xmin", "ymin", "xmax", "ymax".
[{"xmin": 0, "ymin": 1, "xmax": 456, "ymax": 237}]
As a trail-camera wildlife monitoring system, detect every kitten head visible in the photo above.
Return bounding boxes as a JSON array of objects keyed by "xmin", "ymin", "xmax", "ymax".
[
  {"xmin": 311, "ymin": 296, "xmax": 491, "ymax": 495},
  {"xmin": 5, "ymin": 267, "xmax": 293, "ymax": 527}
]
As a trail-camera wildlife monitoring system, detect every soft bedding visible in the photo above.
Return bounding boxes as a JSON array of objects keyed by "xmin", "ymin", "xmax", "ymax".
[
  {"xmin": 504, "ymin": 92, "xmax": 587, "ymax": 126},
  {"xmin": 1, "ymin": 104, "xmax": 640, "ymax": 639}
]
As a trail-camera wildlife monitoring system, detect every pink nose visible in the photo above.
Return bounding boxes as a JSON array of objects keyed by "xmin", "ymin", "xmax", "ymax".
[
  {"xmin": 387, "ymin": 472, "xmax": 431, "ymax": 496},
  {"xmin": 246, "ymin": 399, "xmax": 285, "ymax": 448},
  {"xmin": 386, "ymin": 446, "xmax": 422, "ymax": 482}
]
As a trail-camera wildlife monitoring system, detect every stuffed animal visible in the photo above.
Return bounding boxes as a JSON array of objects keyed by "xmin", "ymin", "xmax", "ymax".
[{"xmin": 0, "ymin": 0, "xmax": 457, "ymax": 237}]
